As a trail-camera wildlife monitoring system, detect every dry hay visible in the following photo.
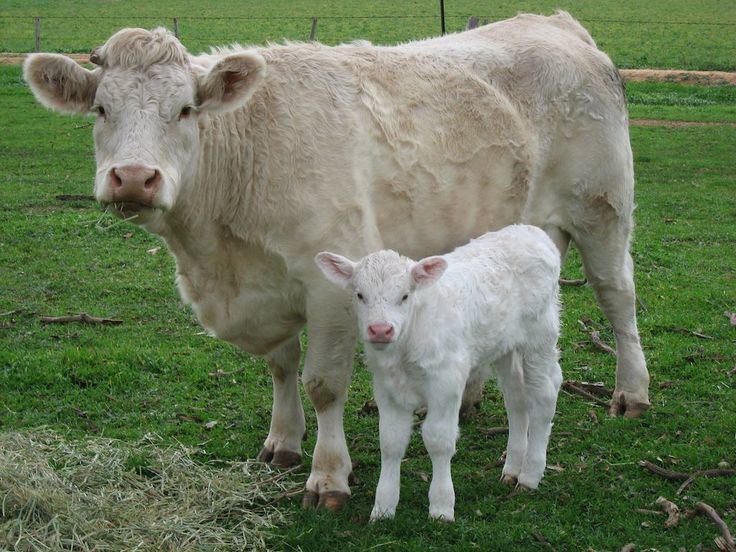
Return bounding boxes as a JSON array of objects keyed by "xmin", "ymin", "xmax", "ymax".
[{"xmin": 0, "ymin": 429, "xmax": 303, "ymax": 551}]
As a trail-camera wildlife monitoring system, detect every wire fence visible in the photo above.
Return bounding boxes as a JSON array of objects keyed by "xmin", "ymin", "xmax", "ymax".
[{"xmin": 2, "ymin": 13, "xmax": 735, "ymax": 71}]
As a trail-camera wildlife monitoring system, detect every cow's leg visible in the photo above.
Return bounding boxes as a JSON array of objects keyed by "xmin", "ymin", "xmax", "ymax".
[
  {"xmin": 370, "ymin": 379, "xmax": 413, "ymax": 521},
  {"xmin": 257, "ymin": 335, "xmax": 305, "ymax": 468},
  {"xmin": 495, "ymin": 350, "xmax": 528, "ymax": 486},
  {"xmin": 574, "ymin": 224, "xmax": 650, "ymax": 418},
  {"xmin": 460, "ymin": 378, "xmax": 483, "ymax": 420},
  {"xmin": 517, "ymin": 347, "xmax": 562, "ymax": 490},
  {"xmin": 301, "ymin": 296, "xmax": 356, "ymax": 512}
]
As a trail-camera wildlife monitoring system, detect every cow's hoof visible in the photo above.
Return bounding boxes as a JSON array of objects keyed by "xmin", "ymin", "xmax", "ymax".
[
  {"xmin": 257, "ymin": 445, "xmax": 301, "ymax": 467},
  {"xmin": 301, "ymin": 490, "xmax": 320, "ymax": 509},
  {"xmin": 318, "ymin": 490, "xmax": 350, "ymax": 512},
  {"xmin": 609, "ymin": 391, "xmax": 650, "ymax": 418},
  {"xmin": 500, "ymin": 474, "xmax": 518, "ymax": 486},
  {"xmin": 459, "ymin": 402, "xmax": 480, "ymax": 421}
]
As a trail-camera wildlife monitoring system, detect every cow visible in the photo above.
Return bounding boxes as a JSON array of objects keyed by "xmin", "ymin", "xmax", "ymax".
[
  {"xmin": 24, "ymin": 11, "xmax": 650, "ymax": 511},
  {"xmin": 315, "ymin": 225, "xmax": 563, "ymax": 521}
]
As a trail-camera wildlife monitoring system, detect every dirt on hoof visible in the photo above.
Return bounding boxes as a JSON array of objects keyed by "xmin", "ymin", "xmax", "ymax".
[
  {"xmin": 318, "ymin": 490, "xmax": 350, "ymax": 512},
  {"xmin": 301, "ymin": 490, "xmax": 319, "ymax": 509},
  {"xmin": 609, "ymin": 393, "xmax": 650, "ymax": 418},
  {"xmin": 500, "ymin": 474, "xmax": 518, "ymax": 486},
  {"xmin": 256, "ymin": 445, "xmax": 274, "ymax": 464},
  {"xmin": 271, "ymin": 450, "xmax": 302, "ymax": 468}
]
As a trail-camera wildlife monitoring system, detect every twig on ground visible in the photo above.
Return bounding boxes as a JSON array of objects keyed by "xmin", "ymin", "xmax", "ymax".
[
  {"xmin": 55, "ymin": 194, "xmax": 96, "ymax": 201},
  {"xmin": 676, "ymin": 469, "xmax": 736, "ymax": 495},
  {"xmin": 656, "ymin": 496, "xmax": 681, "ymax": 528},
  {"xmin": 564, "ymin": 380, "xmax": 613, "ymax": 397},
  {"xmin": 40, "ymin": 313, "xmax": 123, "ymax": 325},
  {"xmin": 635, "ymin": 508, "xmax": 665, "ymax": 516},
  {"xmin": 559, "ymin": 278, "xmax": 587, "ymax": 286},
  {"xmin": 728, "ymin": 366, "xmax": 736, "ymax": 377},
  {"xmin": 562, "ymin": 381, "xmax": 611, "ymax": 408},
  {"xmin": 532, "ymin": 531, "xmax": 557, "ymax": 552},
  {"xmin": 638, "ymin": 460, "xmax": 689, "ymax": 481},
  {"xmin": 639, "ymin": 461, "xmax": 736, "ymax": 494},
  {"xmin": 0, "ymin": 309, "xmax": 21, "ymax": 317},
  {"xmin": 636, "ymin": 294, "xmax": 649, "ymax": 312},
  {"xmin": 690, "ymin": 502, "xmax": 735, "ymax": 552},
  {"xmin": 479, "ymin": 427, "xmax": 509, "ymax": 437},
  {"xmin": 589, "ymin": 331, "xmax": 616, "ymax": 355},
  {"xmin": 208, "ymin": 368, "xmax": 244, "ymax": 378},
  {"xmin": 668, "ymin": 327, "xmax": 714, "ymax": 340}
]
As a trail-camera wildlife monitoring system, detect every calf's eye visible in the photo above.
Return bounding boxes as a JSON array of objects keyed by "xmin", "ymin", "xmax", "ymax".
[
  {"xmin": 179, "ymin": 106, "xmax": 192, "ymax": 119},
  {"xmin": 401, "ymin": 294, "xmax": 409, "ymax": 302},
  {"xmin": 356, "ymin": 292, "xmax": 364, "ymax": 301},
  {"xmin": 96, "ymin": 106, "xmax": 106, "ymax": 117}
]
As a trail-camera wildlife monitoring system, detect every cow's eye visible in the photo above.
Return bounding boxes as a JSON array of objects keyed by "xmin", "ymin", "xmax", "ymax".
[
  {"xmin": 95, "ymin": 105, "xmax": 106, "ymax": 117},
  {"xmin": 356, "ymin": 292, "xmax": 364, "ymax": 301},
  {"xmin": 179, "ymin": 106, "xmax": 192, "ymax": 119},
  {"xmin": 401, "ymin": 294, "xmax": 409, "ymax": 302}
]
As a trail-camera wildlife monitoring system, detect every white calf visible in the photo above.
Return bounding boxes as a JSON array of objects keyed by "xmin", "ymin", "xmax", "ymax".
[{"xmin": 315, "ymin": 225, "xmax": 563, "ymax": 521}]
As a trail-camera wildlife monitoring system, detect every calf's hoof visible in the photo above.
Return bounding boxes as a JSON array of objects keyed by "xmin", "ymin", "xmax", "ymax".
[
  {"xmin": 508, "ymin": 483, "xmax": 532, "ymax": 497},
  {"xmin": 429, "ymin": 511, "xmax": 455, "ymax": 523},
  {"xmin": 500, "ymin": 474, "xmax": 518, "ymax": 486},
  {"xmin": 257, "ymin": 445, "xmax": 302, "ymax": 468},
  {"xmin": 302, "ymin": 490, "xmax": 350, "ymax": 512},
  {"xmin": 609, "ymin": 390, "xmax": 650, "ymax": 419}
]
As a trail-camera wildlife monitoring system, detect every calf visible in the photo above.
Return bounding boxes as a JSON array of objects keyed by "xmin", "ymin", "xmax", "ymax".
[{"xmin": 316, "ymin": 225, "xmax": 563, "ymax": 521}]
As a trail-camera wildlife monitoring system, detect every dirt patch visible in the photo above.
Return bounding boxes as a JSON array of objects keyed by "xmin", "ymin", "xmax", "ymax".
[
  {"xmin": 630, "ymin": 119, "xmax": 736, "ymax": 127},
  {"xmin": 620, "ymin": 69, "xmax": 736, "ymax": 86},
  {"xmin": 2, "ymin": 52, "xmax": 735, "ymax": 86}
]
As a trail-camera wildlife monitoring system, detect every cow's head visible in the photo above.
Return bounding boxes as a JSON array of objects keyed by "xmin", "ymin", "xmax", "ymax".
[
  {"xmin": 315, "ymin": 250, "xmax": 448, "ymax": 349},
  {"xmin": 24, "ymin": 27, "xmax": 265, "ymax": 226}
]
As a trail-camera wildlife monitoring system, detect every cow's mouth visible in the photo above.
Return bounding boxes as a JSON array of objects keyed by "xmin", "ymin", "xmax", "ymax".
[{"xmin": 106, "ymin": 201, "xmax": 153, "ymax": 217}]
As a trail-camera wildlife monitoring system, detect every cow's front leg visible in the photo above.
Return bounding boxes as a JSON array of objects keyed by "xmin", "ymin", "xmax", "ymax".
[
  {"xmin": 301, "ymin": 297, "xmax": 356, "ymax": 512},
  {"xmin": 257, "ymin": 335, "xmax": 305, "ymax": 468}
]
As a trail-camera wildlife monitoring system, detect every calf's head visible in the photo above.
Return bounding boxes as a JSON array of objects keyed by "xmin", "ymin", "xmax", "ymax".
[
  {"xmin": 315, "ymin": 250, "xmax": 448, "ymax": 349},
  {"xmin": 24, "ymin": 27, "xmax": 266, "ymax": 226}
]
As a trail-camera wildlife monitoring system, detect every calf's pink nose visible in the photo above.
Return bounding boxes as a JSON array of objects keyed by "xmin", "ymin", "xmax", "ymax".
[
  {"xmin": 109, "ymin": 164, "xmax": 161, "ymax": 206},
  {"xmin": 367, "ymin": 323, "xmax": 394, "ymax": 342}
]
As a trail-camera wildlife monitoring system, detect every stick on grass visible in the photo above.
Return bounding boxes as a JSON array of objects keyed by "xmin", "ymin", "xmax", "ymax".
[{"xmin": 40, "ymin": 313, "xmax": 123, "ymax": 325}]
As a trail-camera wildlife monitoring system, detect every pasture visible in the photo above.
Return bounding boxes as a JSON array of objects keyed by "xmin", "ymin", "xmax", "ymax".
[
  {"xmin": 1, "ymin": 4, "xmax": 736, "ymax": 550},
  {"xmin": 1, "ymin": 0, "xmax": 735, "ymax": 70}
]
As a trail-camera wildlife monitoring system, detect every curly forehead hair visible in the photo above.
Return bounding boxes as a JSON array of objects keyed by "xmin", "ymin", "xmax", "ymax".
[
  {"xmin": 356, "ymin": 250, "xmax": 413, "ymax": 284},
  {"xmin": 93, "ymin": 27, "xmax": 189, "ymax": 69}
]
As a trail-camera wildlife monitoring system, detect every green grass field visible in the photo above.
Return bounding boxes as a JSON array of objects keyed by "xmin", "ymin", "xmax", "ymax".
[
  {"xmin": 1, "ymin": 21, "xmax": 735, "ymax": 552},
  {"xmin": 1, "ymin": 0, "xmax": 735, "ymax": 70}
]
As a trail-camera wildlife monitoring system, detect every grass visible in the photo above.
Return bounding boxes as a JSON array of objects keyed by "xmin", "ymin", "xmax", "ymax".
[
  {"xmin": 1, "ymin": 57, "xmax": 736, "ymax": 551},
  {"xmin": 1, "ymin": 0, "xmax": 735, "ymax": 70}
]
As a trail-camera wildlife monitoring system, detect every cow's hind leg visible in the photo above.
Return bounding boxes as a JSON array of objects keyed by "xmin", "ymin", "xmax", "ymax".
[
  {"xmin": 258, "ymin": 335, "xmax": 305, "ymax": 467},
  {"xmin": 572, "ymin": 202, "xmax": 650, "ymax": 418}
]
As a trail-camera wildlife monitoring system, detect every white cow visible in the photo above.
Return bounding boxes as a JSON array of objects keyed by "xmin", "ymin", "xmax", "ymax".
[
  {"xmin": 316, "ymin": 225, "xmax": 563, "ymax": 521},
  {"xmin": 24, "ymin": 11, "xmax": 649, "ymax": 511}
]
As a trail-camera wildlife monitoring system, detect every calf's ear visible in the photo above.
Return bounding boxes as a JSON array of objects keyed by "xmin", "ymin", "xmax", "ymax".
[
  {"xmin": 315, "ymin": 252, "xmax": 356, "ymax": 288},
  {"xmin": 24, "ymin": 54, "xmax": 98, "ymax": 114},
  {"xmin": 411, "ymin": 256, "xmax": 448, "ymax": 287},
  {"xmin": 197, "ymin": 52, "xmax": 266, "ymax": 113}
]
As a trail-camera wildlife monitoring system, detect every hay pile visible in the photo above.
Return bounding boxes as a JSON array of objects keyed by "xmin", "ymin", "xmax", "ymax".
[{"xmin": 0, "ymin": 429, "xmax": 302, "ymax": 551}]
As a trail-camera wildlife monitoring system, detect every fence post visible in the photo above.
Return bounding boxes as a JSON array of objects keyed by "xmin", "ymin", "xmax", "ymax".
[
  {"xmin": 173, "ymin": 17, "xmax": 179, "ymax": 38},
  {"xmin": 466, "ymin": 16, "xmax": 479, "ymax": 30},
  {"xmin": 439, "ymin": 0, "xmax": 446, "ymax": 35},
  {"xmin": 309, "ymin": 17, "xmax": 318, "ymax": 40},
  {"xmin": 34, "ymin": 16, "xmax": 41, "ymax": 52}
]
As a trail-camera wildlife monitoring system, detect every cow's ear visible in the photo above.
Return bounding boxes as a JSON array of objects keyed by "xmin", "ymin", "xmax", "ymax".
[
  {"xmin": 411, "ymin": 256, "xmax": 447, "ymax": 287},
  {"xmin": 315, "ymin": 252, "xmax": 356, "ymax": 288},
  {"xmin": 24, "ymin": 54, "xmax": 98, "ymax": 115},
  {"xmin": 197, "ymin": 52, "xmax": 266, "ymax": 113}
]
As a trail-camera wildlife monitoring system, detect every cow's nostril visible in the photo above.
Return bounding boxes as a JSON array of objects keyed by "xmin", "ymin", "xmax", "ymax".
[
  {"xmin": 385, "ymin": 325, "xmax": 394, "ymax": 336},
  {"xmin": 109, "ymin": 168, "xmax": 123, "ymax": 188},
  {"xmin": 144, "ymin": 170, "xmax": 161, "ymax": 190}
]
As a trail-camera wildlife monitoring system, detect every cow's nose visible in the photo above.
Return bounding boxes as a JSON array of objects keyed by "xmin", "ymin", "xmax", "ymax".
[
  {"xmin": 367, "ymin": 323, "xmax": 395, "ymax": 343},
  {"xmin": 109, "ymin": 164, "xmax": 161, "ymax": 207}
]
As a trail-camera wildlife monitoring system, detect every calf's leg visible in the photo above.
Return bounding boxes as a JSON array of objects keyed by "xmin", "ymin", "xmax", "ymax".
[
  {"xmin": 370, "ymin": 380, "xmax": 414, "ymax": 521},
  {"xmin": 422, "ymin": 376, "xmax": 463, "ymax": 521},
  {"xmin": 257, "ymin": 335, "xmax": 305, "ymax": 467},
  {"xmin": 495, "ymin": 350, "xmax": 528, "ymax": 485},
  {"xmin": 517, "ymin": 348, "xmax": 562, "ymax": 489}
]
